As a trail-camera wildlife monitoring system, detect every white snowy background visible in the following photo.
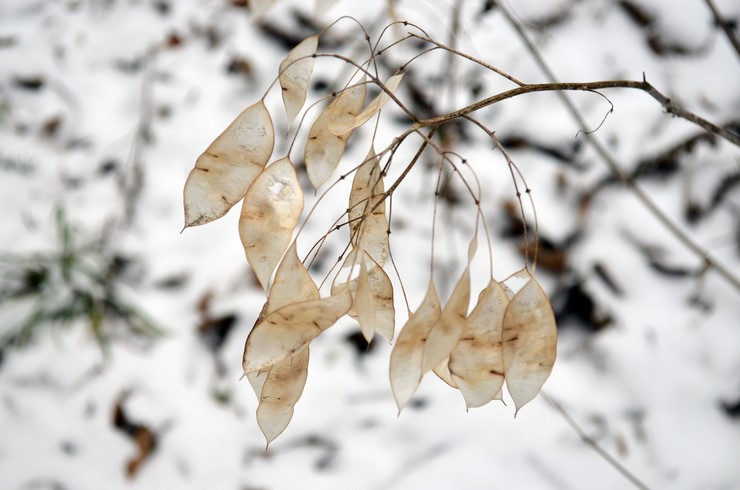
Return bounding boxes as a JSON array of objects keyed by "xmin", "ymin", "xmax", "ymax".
[{"xmin": 1, "ymin": 0, "xmax": 739, "ymax": 489}]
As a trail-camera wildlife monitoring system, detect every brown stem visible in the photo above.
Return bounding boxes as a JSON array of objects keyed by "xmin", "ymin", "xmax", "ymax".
[
  {"xmin": 542, "ymin": 393, "xmax": 651, "ymax": 490},
  {"xmin": 418, "ymin": 80, "xmax": 740, "ymax": 148},
  {"xmin": 409, "ymin": 33, "xmax": 525, "ymax": 87},
  {"xmin": 488, "ymin": 1, "xmax": 740, "ymax": 293},
  {"xmin": 703, "ymin": 0, "xmax": 740, "ymax": 59},
  {"xmin": 381, "ymin": 128, "xmax": 436, "ymax": 204}
]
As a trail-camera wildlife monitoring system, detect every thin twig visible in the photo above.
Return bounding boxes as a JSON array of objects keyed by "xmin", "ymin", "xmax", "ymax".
[
  {"xmin": 317, "ymin": 52, "xmax": 418, "ymax": 123},
  {"xmin": 493, "ymin": 0, "xmax": 740, "ymax": 293},
  {"xmin": 489, "ymin": 131, "xmax": 537, "ymax": 271},
  {"xmin": 121, "ymin": 44, "xmax": 157, "ymax": 226},
  {"xmin": 386, "ymin": 195, "xmax": 412, "ymax": 315},
  {"xmin": 703, "ymin": 0, "xmax": 740, "ymax": 59},
  {"xmin": 409, "ymin": 33, "xmax": 525, "ymax": 87},
  {"xmin": 417, "ymin": 80, "xmax": 740, "ymax": 148},
  {"xmin": 380, "ymin": 129, "xmax": 436, "ymax": 204},
  {"xmin": 442, "ymin": 0, "xmax": 465, "ymax": 110},
  {"xmin": 542, "ymin": 393, "xmax": 651, "ymax": 490}
]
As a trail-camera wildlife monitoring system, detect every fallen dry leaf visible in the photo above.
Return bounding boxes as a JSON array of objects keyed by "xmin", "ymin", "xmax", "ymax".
[{"xmin": 112, "ymin": 391, "xmax": 157, "ymax": 479}]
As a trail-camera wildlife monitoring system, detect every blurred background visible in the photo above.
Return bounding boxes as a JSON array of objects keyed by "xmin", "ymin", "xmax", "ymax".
[{"xmin": 1, "ymin": 0, "xmax": 739, "ymax": 489}]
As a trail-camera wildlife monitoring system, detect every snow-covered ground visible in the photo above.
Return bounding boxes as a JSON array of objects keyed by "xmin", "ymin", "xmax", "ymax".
[{"xmin": 1, "ymin": 1, "xmax": 739, "ymax": 489}]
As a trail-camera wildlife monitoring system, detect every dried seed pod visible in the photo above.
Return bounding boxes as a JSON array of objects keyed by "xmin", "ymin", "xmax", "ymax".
[
  {"xmin": 328, "ymin": 72, "xmax": 404, "ymax": 135},
  {"xmin": 184, "ymin": 101, "xmax": 274, "ymax": 228},
  {"xmin": 279, "ymin": 34, "xmax": 318, "ymax": 127},
  {"xmin": 502, "ymin": 270, "xmax": 558, "ymax": 414},
  {"xmin": 349, "ymin": 147, "xmax": 388, "ymax": 265},
  {"xmin": 239, "ymin": 157, "xmax": 303, "ymax": 291},
  {"xmin": 246, "ymin": 242, "xmax": 319, "ymax": 444},
  {"xmin": 256, "ymin": 346, "xmax": 309, "ymax": 445},
  {"xmin": 449, "ymin": 279, "xmax": 509, "ymax": 409},
  {"xmin": 243, "ymin": 287, "xmax": 352, "ymax": 374},
  {"xmin": 422, "ymin": 237, "xmax": 476, "ymax": 374},
  {"xmin": 389, "ymin": 280, "xmax": 441, "ymax": 412},
  {"xmin": 305, "ymin": 82, "xmax": 366, "ymax": 189},
  {"xmin": 354, "ymin": 256, "xmax": 395, "ymax": 343}
]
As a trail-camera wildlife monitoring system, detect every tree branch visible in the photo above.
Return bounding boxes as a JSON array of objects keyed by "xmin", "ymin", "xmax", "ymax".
[
  {"xmin": 703, "ymin": 0, "xmax": 740, "ymax": 59},
  {"xmin": 543, "ymin": 393, "xmax": 651, "ymax": 490},
  {"xmin": 417, "ymin": 80, "xmax": 740, "ymax": 148},
  {"xmin": 489, "ymin": 0, "xmax": 740, "ymax": 293}
]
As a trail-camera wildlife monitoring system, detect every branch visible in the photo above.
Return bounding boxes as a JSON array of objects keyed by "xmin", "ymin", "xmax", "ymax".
[
  {"xmin": 417, "ymin": 80, "xmax": 740, "ymax": 148},
  {"xmin": 492, "ymin": 0, "xmax": 740, "ymax": 293},
  {"xmin": 542, "ymin": 393, "xmax": 651, "ymax": 490},
  {"xmin": 703, "ymin": 0, "xmax": 740, "ymax": 59},
  {"xmin": 409, "ymin": 33, "xmax": 525, "ymax": 87}
]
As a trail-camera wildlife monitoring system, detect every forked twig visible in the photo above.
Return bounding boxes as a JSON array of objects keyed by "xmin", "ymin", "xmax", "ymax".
[
  {"xmin": 492, "ymin": 0, "xmax": 740, "ymax": 293},
  {"xmin": 417, "ymin": 80, "xmax": 740, "ymax": 148}
]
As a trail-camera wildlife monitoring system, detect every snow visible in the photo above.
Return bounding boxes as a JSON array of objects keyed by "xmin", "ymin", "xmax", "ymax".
[{"xmin": 1, "ymin": 0, "xmax": 739, "ymax": 489}]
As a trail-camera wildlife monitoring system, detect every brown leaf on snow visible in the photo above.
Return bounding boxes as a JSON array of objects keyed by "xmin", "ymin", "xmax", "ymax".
[{"xmin": 112, "ymin": 391, "xmax": 157, "ymax": 479}]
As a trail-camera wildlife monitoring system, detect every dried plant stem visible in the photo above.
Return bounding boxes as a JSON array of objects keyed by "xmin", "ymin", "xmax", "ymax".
[
  {"xmin": 703, "ymin": 0, "xmax": 740, "ymax": 59},
  {"xmin": 380, "ymin": 129, "xmax": 436, "ymax": 205},
  {"xmin": 487, "ymin": 1, "xmax": 740, "ymax": 293},
  {"xmin": 318, "ymin": 53, "xmax": 418, "ymax": 122},
  {"xmin": 417, "ymin": 80, "xmax": 740, "ymax": 148},
  {"xmin": 386, "ymin": 195, "xmax": 412, "ymax": 315},
  {"xmin": 542, "ymin": 393, "xmax": 651, "ymax": 490},
  {"xmin": 442, "ymin": 0, "xmax": 464, "ymax": 110},
  {"xmin": 121, "ymin": 44, "xmax": 157, "ymax": 227},
  {"xmin": 410, "ymin": 33, "xmax": 525, "ymax": 87},
  {"xmin": 461, "ymin": 114, "xmax": 540, "ymax": 271}
]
